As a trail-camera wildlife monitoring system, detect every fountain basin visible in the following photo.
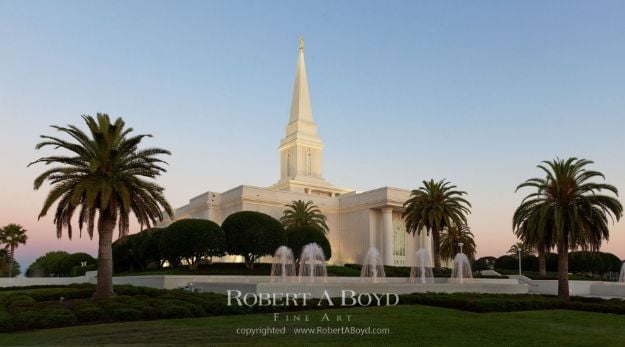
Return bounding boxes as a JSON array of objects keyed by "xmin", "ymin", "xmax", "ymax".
[{"xmin": 185, "ymin": 277, "xmax": 527, "ymax": 298}]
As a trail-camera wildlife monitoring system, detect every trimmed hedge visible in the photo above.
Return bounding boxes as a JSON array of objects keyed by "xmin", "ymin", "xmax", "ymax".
[
  {"xmin": 397, "ymin": 292, "xmax": 625, "ymax": 314},
  {"xmin": 0, "ymin": 284, "xmax": 253, "ymax": 332},
  {"xmin": 4, "ymin": 284, "xmax": 625, "ymax": 332},
  {"xmin": 344, "ymin": 264, "xmax": 453, "ymax": 277}
]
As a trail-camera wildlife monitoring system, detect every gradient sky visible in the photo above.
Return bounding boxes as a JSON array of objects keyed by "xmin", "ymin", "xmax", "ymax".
[{"xmin": 1, "ymin": 1, "xmax": 625, "ymax": 272}]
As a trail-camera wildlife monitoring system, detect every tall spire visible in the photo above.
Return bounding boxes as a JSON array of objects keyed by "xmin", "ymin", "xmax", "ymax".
[
  {"xmin": 274, "ymin": 36, "xmax": 352, "ymax": 196},
  {"xmin": 289, "ymin": 35, "xmax": 313, "ymax": 123}
]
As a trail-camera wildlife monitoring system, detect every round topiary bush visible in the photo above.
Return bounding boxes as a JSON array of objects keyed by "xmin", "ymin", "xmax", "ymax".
[
  {"xmin": 286, "ymin": 226, "xmax": 332, "ymax": 261},
  {"xmin": 222, "ymin": 211, "xmax": 286, "ymax": 269},
  {"xmin": 160, "ymin": 219, "xmax": 226, "ymax": 269}
]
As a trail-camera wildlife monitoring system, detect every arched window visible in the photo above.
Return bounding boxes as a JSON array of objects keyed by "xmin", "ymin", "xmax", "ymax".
[{"xmin": 306, "ymin": 149, "xmax": 312, "ymax": 176}]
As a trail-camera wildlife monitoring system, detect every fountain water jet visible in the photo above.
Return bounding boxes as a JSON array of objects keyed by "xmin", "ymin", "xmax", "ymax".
[
  {"xmin": 270, "ymin": 246, "xmax": 296, "ymax": 283},
  {"xmin": 450, "ymin": 253, "xmax": 473, "ymax": 284},
  {"xmin": 410, "ymin": 248, "xmax": 434, "ymax": 284},
  {"xmin": 360, "ymin": 247, "xmax": 386, "ymax": 283},
  {"xmin": 619, "ymin": 262, "xmax": 625, "ymax": 282},
  {"xmin": 298, "ymin": 243, "xmax": 327, "ymax": 283}
]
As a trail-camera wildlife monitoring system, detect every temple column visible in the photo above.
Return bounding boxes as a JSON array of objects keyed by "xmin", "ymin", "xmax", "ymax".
[
  {"xmin": 369, "ymin": 211, "xmax": 376, "ymax": 248},
  {"xmin": 382, "ymin": 207, "xmax": 394, "ymax": 266}
]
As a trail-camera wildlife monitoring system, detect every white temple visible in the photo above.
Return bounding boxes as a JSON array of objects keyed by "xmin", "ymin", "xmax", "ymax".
[{"xmin": 166, "ymin": 37, "xmax": 432, "ymax": 266}]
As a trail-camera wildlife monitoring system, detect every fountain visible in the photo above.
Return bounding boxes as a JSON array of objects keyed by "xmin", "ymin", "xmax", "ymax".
[
  {"xmin": 360, "ymin": 247, "xmax": 386, "ymax": 283},
  {"xmin": 410, "ymin": 248, "xmax": 434, "ymax": 284},
  {"xmin": 270, "ymin": 246, "xmax": 296, "ymax": 283},
  {"xmin": 450, "ymin": 243, "xmax": 473, "ymax": 284},
  {"xmin": 298, "ymin": 243, "xmax": 328, "ymax": 283},
  {"xmin": 619, "ymin": 262, "xmax": 625, "ymax": 282}
]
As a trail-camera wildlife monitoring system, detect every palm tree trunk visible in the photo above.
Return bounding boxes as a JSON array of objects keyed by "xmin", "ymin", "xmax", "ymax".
[
  {"xmin": 244, "ymin": 254, "xmax": 254, "ymax": 270},
  {"xmin": 8, "ymin": 246, "xmax": 15, "ymax": 278},
  {"xmin": 432, "ymin": 230, "xmax": 442, "ymax": 270},
  {"xmin": 538, "ymin": 243, "xmax": 547, "ymax": 277},
  {"xmin": 557, "ymin": 237, "xmax": 570, "ymax": 302},
  {"xmin": 93, "ymin": 212, "xmax": 116, "ymax": 299}
]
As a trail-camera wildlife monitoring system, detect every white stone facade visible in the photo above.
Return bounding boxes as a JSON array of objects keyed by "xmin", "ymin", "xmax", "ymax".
[{"xmin": 164, "ymin": 38, "xmax": 432, "ymax": 266}]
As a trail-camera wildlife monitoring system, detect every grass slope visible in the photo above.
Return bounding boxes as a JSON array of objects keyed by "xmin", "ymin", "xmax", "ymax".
[{"xmin": 1, "ymin": 305, "xmax": 625, "ymax": 346}]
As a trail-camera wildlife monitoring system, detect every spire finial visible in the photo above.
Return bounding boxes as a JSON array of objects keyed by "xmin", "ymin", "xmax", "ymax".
[{"xmin": 299, "ymin": 35, "xmax": 304, "ymax": 52}]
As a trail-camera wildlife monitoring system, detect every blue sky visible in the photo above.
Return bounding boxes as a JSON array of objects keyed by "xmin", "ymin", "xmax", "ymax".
[{"xmin": 1, "ymin": 1, "xmax": 625, "ymax": 269}]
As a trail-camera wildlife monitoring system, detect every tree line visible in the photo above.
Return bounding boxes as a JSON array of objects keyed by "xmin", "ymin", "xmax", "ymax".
[{"xmin": 113, "ymin": 206, "xmax": 331, "ymax": 272}]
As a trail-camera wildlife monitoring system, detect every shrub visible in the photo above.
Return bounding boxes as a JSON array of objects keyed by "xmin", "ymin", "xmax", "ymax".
[
  {"xmin": 0, "ymin": 261, "xmax": 21, "ymax": 277},
  {"xmin": 112, "ymin": 233, "xmax": 142, "ymax": 272},
  {"xmin": 474, "ymin": 256, "xmax": 497, "ymax": 271},
  {"xmin": 494, "ymin": 255, "xmax": 518, "ymax": 270},
  {"xmin": 40, "ymin": 308, "xmax": 77, "ymax": 328},
  {"xmin": 138, "ymin": 228, "xmax": 165, "ymax": 269},
  {"xmin": 568, "ymin": 251, "xmax": 622, "ymax": 276},
  {"xmin": 108, "ymin": 307, "xmax": 142, "ymax": 321},
  {"xmin": 0, "ymin": 316, "xmax": 13, "ymax": 332},
  {"xmin": 160, "ymin": 305, "xmax": 192, "ymax": 319},
  {"xmin": 222, "ymin": 211, "xmax": 286, "ymax": 270},
  {"xmin": 546, "ymin": 253, "xmax": 558, "ymax": 272},
  {"xmin": 12, "ymin": 310, "xmax": 46, "ymax": 330},
  {"xmin": 6, "ymin": 294, "xmax": 36, "ymax": 310},
  {"xmin": 287, "ymin": 226, "xmax": 332, "ymax": 261},
  {"xmin": 59, "ymin": 253, "xmax": 96, "ymax": 276},
  {"xmin": 70, "ymin": 263, "xmax": 96, "ymax": 277},
  {"xmin": 521, "ymin": 255, "xmax": 539, "ymax": 271},
  {"xmin": 74, "ymin": 304, "xmax": 108, "ymax": 322},
  {"xmin": 160, "ymin": 219, "xmax": 226, "ymax": 270},
  {"xmin": 26, "ymin": 251, "xmax": 70, "ymax": 277}
]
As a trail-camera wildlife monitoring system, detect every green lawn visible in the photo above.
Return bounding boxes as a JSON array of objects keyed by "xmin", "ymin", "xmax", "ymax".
[{"xmin": 1, "ymin": 305, "xmax": 624, "ymax": 346}]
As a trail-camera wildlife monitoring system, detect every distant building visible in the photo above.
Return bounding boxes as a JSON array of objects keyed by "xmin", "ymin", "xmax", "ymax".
[{"xmin": 163, "ymin": 38, "xmax": 432, "ymax": 266}]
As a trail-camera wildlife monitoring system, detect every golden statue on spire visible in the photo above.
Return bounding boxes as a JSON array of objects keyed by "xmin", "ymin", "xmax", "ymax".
[{"xmin": 299, "ymin": 35, "xmax": 304, "ymax": 51}]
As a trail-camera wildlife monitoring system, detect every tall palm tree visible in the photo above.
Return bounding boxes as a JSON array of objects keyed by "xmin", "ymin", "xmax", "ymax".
[
  {"xmin": 0, "ymin": 224, "xmax": 28, "ymax": 278},
  {"xmin": 507, "ymin": 242, "xmax": 535, "ymax": 258},
  {"xmin": 403, "ymin": 179, "xmax": 471, "ymax": 270},
  {"xmin": 440, "ymin": 224, "xmax": 476, "ymax": 261},
  {"xmin": 515, "ymin": 158, "xmax": 622, "ymax": 301},
  {"xmin": 29, "ymin": 113, "xmax": 173, "ymax": 299},
  {"xmin": 280, "ymin": 200, "xmax": 329, "ymax": 234}
]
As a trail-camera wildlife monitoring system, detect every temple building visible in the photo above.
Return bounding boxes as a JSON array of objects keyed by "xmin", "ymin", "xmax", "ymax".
[{"xmin": 165, "ymin": 37, "xmax": 432, "ymax": 266}]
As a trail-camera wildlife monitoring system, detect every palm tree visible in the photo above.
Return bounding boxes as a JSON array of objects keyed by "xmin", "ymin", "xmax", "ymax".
[
  {"xmin": 29, "ymin": 113, "xmax": 173, "ymax": 299},
  {"xmin": 507, "ymin": 242, "xmax": 535, "ymax": 258},
  {"xmin": 513, "ymin": 208, "xmax": 555, "ymax": 276},
  {"xmin": 440, "ymin": 224, "xmax": 476, "ymax": 261},
  {"xmin": 515, "ymin": 158, "xmax": 622, "ymax": 301},
  {"xmin": 280, "ymin": 200, "xmax": 329, "ymax": 234},
  {"xmin": 403, "ymin": 179, "xmax": 471, "ymax": 270},
  {"xmin": 0, "ymin": 224, "xmax": 28, "ymax": 277},
  {"xmin": 0, "ymin": 248, "xmax": 12, "ymax": 276}
]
